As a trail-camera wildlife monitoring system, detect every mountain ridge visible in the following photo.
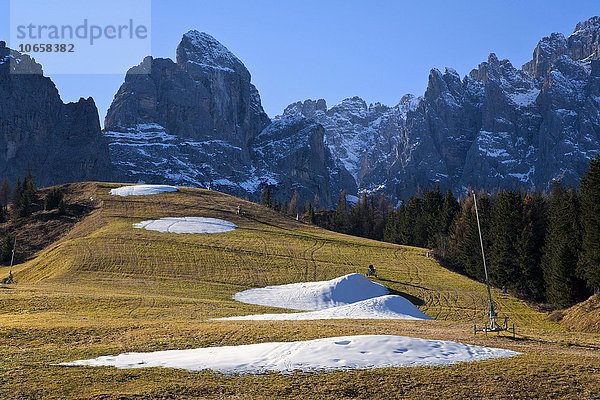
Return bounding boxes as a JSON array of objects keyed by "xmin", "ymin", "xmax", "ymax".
[
  {"xmin": 276, "ymin": 16, "xmax": 600, "ymax": 200},
  {"xmin": 1, "ymin": 17, "xmax": 599, "ymax": 205},
  {"xmin": 0, "ymin": 41, "xmax": 113, "ymax": 187},
  {"xmin": 104, "ymin": 30, "xmax": 355, "ymax": 205}
]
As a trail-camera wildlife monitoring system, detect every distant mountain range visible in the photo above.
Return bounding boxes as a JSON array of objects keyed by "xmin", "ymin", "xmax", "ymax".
[{"xmin": 1, "ymin": 17, "xmax": 599, "ymax": 205}]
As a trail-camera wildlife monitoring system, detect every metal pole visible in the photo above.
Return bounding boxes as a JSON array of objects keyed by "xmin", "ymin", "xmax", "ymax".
[
  {"xmin": 9, "ymin": 237, "xmax": 15, "ymax": 274},
  {"xmin": 472, "ymin": 192, "xmax": 496, "ymax": 328}
]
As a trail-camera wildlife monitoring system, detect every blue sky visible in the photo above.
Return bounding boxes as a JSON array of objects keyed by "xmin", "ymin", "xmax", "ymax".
[{"xmin": 1, "ymin": 1, "xmax": 598, "ymax": 126}]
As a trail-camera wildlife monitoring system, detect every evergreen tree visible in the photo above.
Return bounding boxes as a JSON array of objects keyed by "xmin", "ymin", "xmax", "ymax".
[
  {"xmin": 372, "ymin": 194, "xmax": 391, "ymax": 240},
  {"xmin": 332, "ymin": 191, "xmax": 350, "ymax": 232},
  {"xmin": 449, "ymin": 192, "xmax": 491, "ymax": 280},
  {"xmin": 23, "ymin": 170, "xmax": 37, "ymax": 201},
  {"xmin": 542, "ymin": 184, "xmax": 587, "ymax": 306},
  {"xmin": 402, "ymin": 196, "xmax": 426, "ymax": 247},
  {"xmin": 578, "ymin": 155, "xmax": 600, "ymax": 292},
  {"xmin": 450, "ymin": 195, "xmax": 478, "ymax": 277},
  {"xmin": 397, "ymin": 205, "xmax": 414, "ymax": 245},
  {"xmin": 349, "ymin": 194, "xmax": 367, "ymax": 237},
  {"xmin": 11, "ymin": 179, "xmax": 24, "ymax": 219},
  {"xmin": 436, "ymin": 189, "xmax": 459, "ymax": 257},
  {"xmin": 0, "ymin": 178, "xmax": 9, "ymax": 222},
  {"xmin": 518, "ymin": 192, "xmax": 548, "ymax": 301},
  {"xmin": 383, "ymin": 209, "xmax": 399, "ymax": 243},
  {"xmin": 422, "ymin": 187, "xmax": 444, "ymax": 248},
  {"xmin": 0, "ymin": 233, "xmax": 14, "ymax": 263},
  {"xmin": 0, "ymin": 233, "xmax": 15, "ymax": 264},
  {"xmin": 306, "ymin": 203, "xmax": 315, "ymax": 224},
  {"xmin": 260, "ymin": 185, "xmax": 274, "ymax": 208},
  {"xmin": 489, "ymin": 190, "xmax": 523, "ymax": 289},
  {"xmin": 58, "ymin": 198, "xmax": 67, "ymax": 215},
  {"xmin": 11, "ymin": 171, "xmax": 37, "ymax": 219},
  {"xmin": 352, "ymin": 193, "xmax": 384, "ymax": 240},
  {"xmin": 440, "ymin": 190, "xmax": 460, "ymax": 235}
]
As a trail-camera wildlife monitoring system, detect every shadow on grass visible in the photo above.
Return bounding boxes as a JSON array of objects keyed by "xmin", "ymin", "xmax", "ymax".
[
  {"xmin": 377, "ymin": 277, "xmax": 430, "ymax": 291},
  {"xmin": 386, "ymin": 286, "xmax": 425, "ymax": 306},
  {"xmin": 511, "ymin": 334, "xmax": 600, "ymax": 350}
]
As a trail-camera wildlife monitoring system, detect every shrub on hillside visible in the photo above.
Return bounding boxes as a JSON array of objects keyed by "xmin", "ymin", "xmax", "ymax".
[{"xmin": 44, "ymin": 188, "xmax": 64, "ymax": 211}]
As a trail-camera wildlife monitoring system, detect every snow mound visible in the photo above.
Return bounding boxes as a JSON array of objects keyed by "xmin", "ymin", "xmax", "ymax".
[
  {"xmin": 60, "ymin": 335, "xmax": 519, "ymax": 374},
  {"xmin": 133, "ymin": 217, "xmax": 237, "ymax": 234},
  {"xmin": 110, "ymin": 185, "xmax": 178, "ymax": 196},
  {"xmin": 233, "ymin": 273, "xmax": 389, "ymax": 311},
  {"xmin": 218, "ymin": 295, "xmax": 432, "ymax": 321}
]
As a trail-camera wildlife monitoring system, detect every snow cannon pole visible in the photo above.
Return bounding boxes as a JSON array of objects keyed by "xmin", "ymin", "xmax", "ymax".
[
  {"xmin": 472, "ymin": 192, "xmax": 496, "ymax": 328},
  {"xmin": 9, "ymin": 237, "xmax": 16, "ymax": 275}
]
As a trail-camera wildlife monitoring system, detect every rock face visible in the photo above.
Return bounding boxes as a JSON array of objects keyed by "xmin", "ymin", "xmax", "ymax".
[
  {"xmin": 0, "ymin": 42, "xmax": 112, "ymax": 186},
  {"xmin": 105, "ymin": 31, "xmax": 351, "ymax": 204},
  {"xmin": 279, "ymin": 17, "xmax": 600, "ymax": 200},
  {"xmin": 105, "ymin": 17, "xmax": 600, "ymax": 205},
  {"xmin": 105, "ymin": 32, "xmax": 269, "ymax": 161},
  {"xmin": 252, "ymin": 113, "xmax": 356, "ymax": 206}
]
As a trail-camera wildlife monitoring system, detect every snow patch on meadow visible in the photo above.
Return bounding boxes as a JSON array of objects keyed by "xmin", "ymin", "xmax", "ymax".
[
  {"xmin": 218, "ymin": 295, "xmax": 432, "ymax": 321},
  {"xmin": 110, "ymin": 184, "xmax": 178, "ymax": 196},
  {"xmin": 61, "ymin": 335, "xmax": 519, "ymax": 373},
  {"xmin": 233, "ymin": 273, "xmax": 390, "ymax": 311},
  {"xmin": 133, "ymin": 217, "xmax": 237, "ymax": 234}
]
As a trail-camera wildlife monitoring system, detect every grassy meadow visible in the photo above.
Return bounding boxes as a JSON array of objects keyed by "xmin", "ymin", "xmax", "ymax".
[{"xmin": 0, "ymin": 183, "xmax": 598, "ymax": 399}]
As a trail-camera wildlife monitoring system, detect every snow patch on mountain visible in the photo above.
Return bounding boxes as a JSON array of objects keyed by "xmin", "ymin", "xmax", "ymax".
[{"xmin": 509, "ymin": 88, "xmax": 540, "ymax": 107}]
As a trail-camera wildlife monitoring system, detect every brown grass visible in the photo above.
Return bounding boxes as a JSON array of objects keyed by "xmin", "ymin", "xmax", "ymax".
[
  {"xmin": 0, "ymin": 182, "xmax": 99, "ymax": 264},
  {"xmin": 0, "ymin": 182, "xmax": 599, "ymax": 399},
  {"xmin": 560, "ymin": 294, "xmax": 600, "ymax": 333}
]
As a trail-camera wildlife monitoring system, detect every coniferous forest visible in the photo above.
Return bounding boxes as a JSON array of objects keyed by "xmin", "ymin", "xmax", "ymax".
[{"xmin": 265, "ymin": 155, "xmax": 600, "ymax": 308}]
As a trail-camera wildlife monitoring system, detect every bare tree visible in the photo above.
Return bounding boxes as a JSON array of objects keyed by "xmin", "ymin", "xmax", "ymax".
[{"xmin": 287, "ymin": 190, "xmax": 299, "ymax": 216}]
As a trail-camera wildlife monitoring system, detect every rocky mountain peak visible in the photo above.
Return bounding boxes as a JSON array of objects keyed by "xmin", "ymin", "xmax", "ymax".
[
  {"xmin": 397, "ymin": 94, "xmax": 420, "ymax": 112},
  {"xmin": 336, "ymin": 96, "xmax": 368, "ymax": 108},
  {"xmin": 329, "ymin": 96, "xmax": 369, "ymax": 115},
  {"xmin": 0, "ymin": 45, "xmax": 112, "ymax": 185},
  {"xmin": 176, "ymin": 30, "xmax": 250, "ymax": 80},
  {"xmin": 522, "ymin": 32, "xmax": 567, "ymax": 79},
  {"xmin": 425, "ymin": 67, "xmax": 464, "ymax": 101},
  {"xmin": 568, "ymin": 16, "xmax": 600, "ymax": 62},
  {"xmin": 523, "ymin": 17, "xmax": 600, "ymax": 80},
  {"xmin": 465, "ymin": 53, "xmax": 508, "ymax": 80},
  {"xmin": 282, "ymin": 99, "xmax": 327, "ymax": 119},
  {"xmin": 425, "ymin": 68, "xmax": 446, "ymax": 98},
  {"xmin": 468, "ymin": 53, "xmax": 533, "ymax": 94},
  {"xmin": 444, "ymin": 67, "xmax": 460, "ymax": 79},
  {"xmin": 0, "ymin": 45, "xmax": 44, "ymax": 75},
  {"xmin": 106, "ymin": 29, "xmax": 269, "ymax": 142},
  {"xmin": 571, "ymin": 16, "xmax": 600, "ymax": 39}
]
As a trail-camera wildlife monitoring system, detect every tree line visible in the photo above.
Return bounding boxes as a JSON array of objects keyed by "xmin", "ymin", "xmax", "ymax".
[
  {"xmin": 0, "ymin": 171, "xmax": 66, "ymax": 264},
  {"xmin": 264, "ymin": 156, "xmax": 600, "ymax": 308}
]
